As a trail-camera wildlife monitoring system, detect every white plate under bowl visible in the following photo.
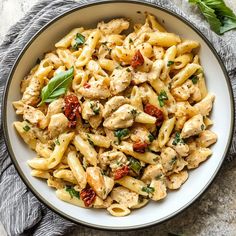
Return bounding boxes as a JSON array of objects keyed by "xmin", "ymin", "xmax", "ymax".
[{"xmin": 2, "ymin": 0, "xmax": 234, "ymax": 230}]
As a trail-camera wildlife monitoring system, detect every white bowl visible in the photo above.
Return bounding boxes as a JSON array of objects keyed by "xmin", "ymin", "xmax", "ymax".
[{"xmin": 3, "ymin": 0, "xmax": 234, "ymax": 230}]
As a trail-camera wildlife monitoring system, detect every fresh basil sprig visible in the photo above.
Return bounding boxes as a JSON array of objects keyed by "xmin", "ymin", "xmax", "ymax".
[
  {"xmin": 189, "ymin": 0, "xmax": 236, "ymax": 34},
  {"xmin": 38, "ymin": 67, "xmax": 74, "ymax": 106}
]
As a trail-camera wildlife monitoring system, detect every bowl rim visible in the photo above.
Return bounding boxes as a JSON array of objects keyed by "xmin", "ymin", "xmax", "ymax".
[{"xmin": 2, "ymin": 0, "xmax": 235, "ymax": 231}]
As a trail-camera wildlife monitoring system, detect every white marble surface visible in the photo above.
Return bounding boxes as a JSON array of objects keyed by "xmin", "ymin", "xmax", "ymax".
[{"xmin": 0, "ymin": 0, "xmax": 236, "ymax": 236}]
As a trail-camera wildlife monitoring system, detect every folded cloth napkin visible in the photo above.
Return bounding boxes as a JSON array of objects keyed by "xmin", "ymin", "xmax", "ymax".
[{"xmin": 0, "ymin": 0, "xmax": 235, "ymax": 235}]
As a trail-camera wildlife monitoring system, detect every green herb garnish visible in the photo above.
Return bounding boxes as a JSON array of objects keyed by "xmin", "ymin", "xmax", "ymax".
[
  {"xmin": 90, "ymin": 102, "xmax": 100, "ymax": 115},
  {"xmin": 130, "ymin": 109, "xmax": 137, "ymax": 116},
  {"xmin": 129, "ymin": 38, "xmax": 133, "ymax": 43},
  {"xmin": 158, "ymin": 90, "xmax": 168, "ymax": 107},
  {"xmin": 126, "ymin": 68, "xmax": 131, "ymax": 72},
  {"xmin": 190, "ymin": 75, "xmax": 199, "ymax": 84},
  {"xmin": 55, "ymin": 138, "xmax": 60, "ymax": 146},
  {"xmin": 169, "ymin": 156, "xmax": 177, "ymax": 165},
  {"xmin": 148, "ymin": 133, "xmax": 155, "ymax": 142},
  {"xmin": 129, "ymin": 157, "xmax": 142, "ymax": 174},
  {"xmin": 23, "ymin": 125, "xmax": 30, "ymax": 132},
  {"xmin": 201, "ymin": 124, "xmax": 205, "ymax": 130},
  {"xmin": 189, "ymin": 0, "xmax": 236, "ymax": 34},
  {"xmin": 172, "ymin": 132, "xmax": 184, "ymax": 146},
  {"xmin": 73, "ymin": 33, "xmax": 85, "ymax": 49},
  {"xmin": 88, "ymin": 138, "xmax": 94, "ymax": 147},
  {"xmin": 167, "ymin": 60, "xmax": 174, "ymax": 66},
  {"xmin": 155, "ymin": 174, "xmax": 163, "ymax": 180},
  {"xmin": 142, "ymin": 186, "xmax": 155, "ymax": 194},
  {"xmin": 65, "ymin": 186, "xmax": 80, "ymax": 199},
  {"xmin": 114, "ymin": 128, "xmax": 130, "ymax": 144},
  {"xmin": 38, "ymin": 67, "xmax": 74, "ymax": 106}
]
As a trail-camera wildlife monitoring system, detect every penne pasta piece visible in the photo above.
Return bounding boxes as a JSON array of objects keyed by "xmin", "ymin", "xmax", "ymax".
[
  {"xmin": 115, "ymin": 141, "xmax": 158, "ymax": 164},
  {"xmin": 73, "ymin": 134, "xmax": 98, "ymax": 166},
  {"xmin": 56, "ymin": 189, "xmax": 86, "ymax": 207}
]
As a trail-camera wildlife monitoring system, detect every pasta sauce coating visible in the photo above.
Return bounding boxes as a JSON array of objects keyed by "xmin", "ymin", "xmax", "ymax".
[{"xmin": 13, "ymin": 15, "xmax": 217, "ymax": 217}]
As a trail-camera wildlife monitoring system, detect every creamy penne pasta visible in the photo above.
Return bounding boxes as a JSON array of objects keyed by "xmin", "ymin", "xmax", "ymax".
[{"xmin": 13, "ymin": 15, "xmax": 217, "ymax": 216}]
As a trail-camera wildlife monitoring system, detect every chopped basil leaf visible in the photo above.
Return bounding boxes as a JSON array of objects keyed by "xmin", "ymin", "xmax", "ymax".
[
  {"xmin": 142, "ymin": 186, "xmax": 155, "ymax": 194},
  {"xmin": 65, "ymin": 186, "xmax": 80, "ymax": 199},
  {"xmin": 190, "ymin": 75, "xmax": 199, "ymax": 84},
  {"xmin": 201, "ymin": 124, "xmax": 205, "ymax": 130},
  {"xmin": 172, "ymin": 132, "xmax": 184, "ymax": 146},
  {"xmin": 114, "ymin": 128, "xmax": 129, "ymax": 144},
  {"xmin": 148, "ymin": 133, "xmax": 155, "ymax": 142},
  {"xmin": 49, "ymin": 143, "xmax": 55, "ymax": 151},
  {"xmin": 72, "ymin": 33, "xmax": 85, "ymax": 50},
  {"xmin": 126, "ymin": 68, "xmax": 131, "ymax": 72},
  {"xmin": 129, "ymin": 38, "xmax": 133, "ymax": 43},
  {"xmin": 158, "ymin": 90, "xmax": 168, "ymax": 107},
  {"xmin": 23, "ymin": 125, "xmax": 30, "ymax": 132},
  {"xmin": 87, "ymin": 134, "xmax": 94, "ymax": 147},
  {"xmin": 130, "ymin": 109, "xmax": 137, "ymax": 116},
  {"xmin": 129, "ymin": 157, "xmax": 142, "ymax": 174},
  {"xmin": 90, "ymin": 102, "xmax": 100, "ymax": 115},
  {"xmin": 167, "ymin": 60, "xmax": 174, "ymax": 66},
  {"xmin": 55, "ymin": 138, "xmax": 60, "ymax": 146},
  {"xmin": 155, "ymin": 174, "xmax": 163, "ymax": 180}
]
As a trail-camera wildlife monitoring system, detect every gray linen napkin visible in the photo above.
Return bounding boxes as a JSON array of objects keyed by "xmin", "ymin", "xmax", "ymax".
[{"xmin": 0, "ymin": 0, "xmax": 235, "ymax": 235}]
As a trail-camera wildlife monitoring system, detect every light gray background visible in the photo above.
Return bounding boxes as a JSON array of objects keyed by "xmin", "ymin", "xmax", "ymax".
[{"xmin": 0, "ymin": 0, "xmax": 236, "ymax": 235}]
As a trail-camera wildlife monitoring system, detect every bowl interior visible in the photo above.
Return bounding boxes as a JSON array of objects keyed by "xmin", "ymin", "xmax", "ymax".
[{"xmin": 4, "ymin": 1, "xmax": 233, "ymax": 230}]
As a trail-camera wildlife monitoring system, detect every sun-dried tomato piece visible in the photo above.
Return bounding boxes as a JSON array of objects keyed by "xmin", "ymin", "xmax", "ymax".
[
  {"xmin": 131, "ymin": 50, "xmax": 144, "ymax": 68},
  {"xmin": 80, "ymin": 187, "xmax": 96, "ymax": 207},
  {"xmin": 133, "ymin": 140, "xmax": 148, "ymax": 153},
  {"xmin": 144, "ymin": 103, "xmax": 164, "ymax": 126},
  {"xmin": 83, "ymin": 83, "xmax": 91, "ymax": 89},
  {"xmin": 64, "ymin": 94, "xmax": 80, "ymax": 128},
  {"xmin": 114, "ymin": 165, "xmax": 129, "ymax": 180},
  {"xmin": 130, "ymin": 80, "xmax": 136, "ymax": 86}
]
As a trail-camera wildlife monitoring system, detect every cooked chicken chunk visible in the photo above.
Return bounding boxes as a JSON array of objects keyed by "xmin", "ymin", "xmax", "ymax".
[
  {"xmin": 110, "ymin": 68, "xmax": 132, "ymax": 95},
  {"xmin": 181, "ymin": 114, "xmax": 205, "ymax": 138},
  {"xmin": 111, "ymin": 186, "xmax": 139, "ymax": 208},
  {"xmin": 48, "ymin": 113, "xmax": 69, "ymax": 138},
  {"xmin": 22, "ymin": 76, "xmax": 45, "ymax": 106},
  {"xmin": 186, "ymin": 147, "xmax": 212, "ymax": 169},
  {"xmin": 196, "ymin": 130, "xmax": 217, "ymax": 147},
  {"xmin": 194, "ymin": 93, "xmax": 215, "ymax": 116},
  {"xmin": 99, "ymin": 150, "xmax": 128, "ymax": 170},
  {"xmin": 81, "ymin": 100, "xmax": 103, "ymax": 129},
  {"xmin": 160, "ymin": 147, "xmax": 178, "ymax": 173},
  {"xmin": 97, "ymin": 18, "xmax": 129, "ymax": 35},
  {"xmin": 23, "ymin": 104, "xmax": 46, "ymax": 128},
  {"xmin": 167, "ymin": 135, "xmax": 189, "ymax": 157},
  {"xmin": 141, "ymin": 163, "xmax": 164, "ymax": 183},
  {"xmin": 102, "ymin": 96, "xmax": 130, "ymax": 118},
  {"xmin": 166, "ymin": 170, "xmax": 188, "ymax": 189},
  {"xmin": 78, "ymin": 79, "xmax": 111, "ymax": 99},
  {"xmin": 103, "ymin": 104, "xmax": 134, "ymax": 129},
  {"xmin": 149, "ymin": 179, "xmax": 167, "ymax": 201}
]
